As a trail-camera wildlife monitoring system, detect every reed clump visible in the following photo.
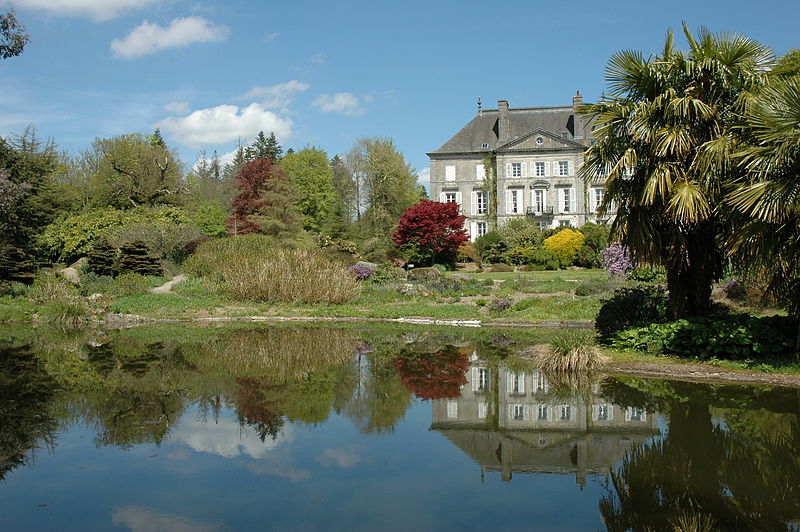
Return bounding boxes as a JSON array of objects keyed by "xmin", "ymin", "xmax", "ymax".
[{"xmin": 533, "ymin": 330, "xmax": 609, "ymax": 373}]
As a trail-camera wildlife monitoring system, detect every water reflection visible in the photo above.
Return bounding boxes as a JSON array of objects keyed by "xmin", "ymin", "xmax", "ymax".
[{"xmin": 0, "ymin": 324, "xmax": 798, "ymax": 531}]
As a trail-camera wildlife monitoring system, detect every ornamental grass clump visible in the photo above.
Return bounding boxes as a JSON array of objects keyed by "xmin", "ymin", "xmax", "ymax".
[
  {"xmin": 534, "ymin": 330, "xmax": 608, "ymax": 373},
  {"xmin": 216, "ymin": 247, "xmax": 361, "ymax": 304}
]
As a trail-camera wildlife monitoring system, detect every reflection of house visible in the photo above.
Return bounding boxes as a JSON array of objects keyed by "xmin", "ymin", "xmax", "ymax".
[{"xmin": 431, "ymin": 362, "xmax": 660, "ymax": 486}]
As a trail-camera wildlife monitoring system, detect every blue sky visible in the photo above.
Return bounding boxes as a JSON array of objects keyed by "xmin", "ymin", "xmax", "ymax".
[{"xmin": 1, "ymin": 0, "xmax": 798, "ymax": 188}]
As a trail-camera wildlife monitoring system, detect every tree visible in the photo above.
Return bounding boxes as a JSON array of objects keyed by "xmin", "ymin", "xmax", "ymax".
[
  {"xmin": 227, "ymin": 158, "xmax": 300, "ymax": 236},
  {"xmin": 0, "ymin": 10, "xmax": 29, "ymax": 60},
  {"xmin": 727, "ymin": 75, "xmax": 800, "ymax": 346},
  {"xmin": 90, "ymin": 133, "xmax": 184, "ymax": 209},
  {"xmin": 580, "ymin": 25, "xmax": 772, "ymax": 318},
  {"xmin": 280, "ymin": 148, "xmax": 336, "ymax": 232},
  {"xmin": 346, "ymin": 137, "xmax": 421, "ymax": 241},
  {"xmin": 392, "ymin": 199, "xmax": 468, "ymax": 265},
  {"xmin": 245, "ymin": 131, "xmax": 283, "ymax": 162},
  {"xmin": 327, "ymin": 155, "xmax": 357, "ymax": 237},
  {"xmin": 772, "ymin": 49, "xmax": 800, "ymax": 78}
]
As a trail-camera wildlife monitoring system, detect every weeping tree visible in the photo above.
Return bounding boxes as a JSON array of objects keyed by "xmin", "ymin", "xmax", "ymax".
[{"xmin": 580, "ymin": 24, "xmax": 773, "ymax": 318}]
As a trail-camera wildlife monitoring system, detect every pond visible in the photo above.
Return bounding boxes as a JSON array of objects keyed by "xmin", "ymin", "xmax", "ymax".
[{"xmin": 0, "ymin": 323, "xmax": 798, "ymax": 531}]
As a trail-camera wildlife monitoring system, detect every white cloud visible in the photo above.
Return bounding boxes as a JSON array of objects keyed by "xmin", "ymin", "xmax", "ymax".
[
  {"xmin": 309, "ymin": 52, "xmax": 325, "ymax": 64},
  {"xmin": 154, "ymin": 102, "xmax": 292, "ymax": 149},
  {"xmin": 6, "ymin": 0, "xmax": 161, "ymax": 21},
  {"xmin": 112, "ymin": 506, "xmax": 223, "ymax": 532},
  {"xmin": 316, "ymin": 446, "xmax": 362, "ymax": 468},
  {"xmin": 417, "ymin": 167, "xmax": 430, "ymax": 189},
  {"xmin": 240, "ymin": 80, "xmax": 310, "ymax": 112},
  {"xmin": 264, "ymin": 32, "xmax": 280, "ymax": 42},
  {"xmin": 164, "ymin": 101, "xmax": 190, "ymax": 115},
  {"xmin": 312, "ymin": 92, "xmax": 363, "ymax": 116},
  {"xmin": 111, "ymin": 17, "xmax": 228, "ymax": 59}
]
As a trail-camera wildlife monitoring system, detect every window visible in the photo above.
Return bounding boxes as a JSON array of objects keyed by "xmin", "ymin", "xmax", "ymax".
[
  {"xmin": 447, "ymin": 400, "xmax": 458, "ymax": 419},
  {"xmin": 560, "ymin": 405, "xmax": 572, "ymax": 421},
  {"xmin": 595, "ymin": 404, "xmax": 612, "ymax": 421},
  {"xmin": 533, "ymin": 189, "xmax": 546, "ymax": 213},
  {"xmin": 445, "ymin": 165, "xmax": 456, "ymax": 181},
  {"xmin": 507, "ymin": 189, "xmax": 522, "ymax": 214},
  {"xmin": 478, "ymin": 402, "xmax": 487, "ymax": 419},
  {"xmin": 534, "ymin": 371, "xmax": 549, "ymax": 393},
  {"xmin": 472, "ymin": 367, "xmax": 490, "ymax": 392},
  {"xmin": 537, "ymin": 404, "xmax": 548, "ymax": 420},
  {"xmin": 534, "ymin": 161, "xmax": 545, "ymax": 177},
  {"xmin": 511, "ymin": 404, "xmax": 525, "ymax": 421},
  {"xmin": 535, "ymin": 221, "xmax": 549, "ymax": 230},
  {"xmin": 476, "ymin": 221, "xmax": 487, "ymax": 238},
  {"xmin": 511, "ymin": 162, "xmax": 522, "ymax": 178},
  {"xmin": 536, "ymin": 136, "xmax": 544, "ymax": 145},
  {"xmin": 507, "ymin": 372, "xmax": 525, "ymax": 395},
  {"xmin": 558, "ymin": 160, "xmax": 569, "ymax": 176},
  {"xmin": 591, "ymin": 188, "xmax": 604, "ymax": 213},
  {"xmin": 475, "ymin": 191, "xmax": 487, "ymax": 214},
  {"xmin": 481, "ymin": 143, "xmax": 489, "ymax": 149},
  {"xmin": 559, "ymin": 220, "xmax": 573, "ymax": 228},
  {"xmin": 476, "ymin": 164, "xmax": 485, "ymax": 180},
  {"xmin": 445, "ymin": 192, "xmax": 457, "ymax": 204},
  {"xmin": 625, "ymin": 407, "xmax": 646, "ymax": 422},
  {"xmin": 559, "ymin": 187, "xmax": 575, "ymax": 213}
]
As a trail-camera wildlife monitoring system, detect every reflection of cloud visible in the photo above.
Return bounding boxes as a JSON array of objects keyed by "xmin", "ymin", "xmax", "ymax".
[
  {"xmin": 165, "ymin": 448, "xmax": 190, "ymax": 461},
  {"xmin": 168, "ymin": 418, "xmax": 293, "ymax": 459},
  {"xmin": 245, "ymin": 456, "xmax": 311, "ymax": 481},
  {"xmin": 112, "ymin": 506, "xmax": 223, "ymax": 532},
  {"xmin": 316, "ymin": 446, "xmax": 362, "ymax": 468}
]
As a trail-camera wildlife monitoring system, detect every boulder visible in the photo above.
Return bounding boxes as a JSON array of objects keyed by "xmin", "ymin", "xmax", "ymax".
[
  {"xmin": 58, "ymin": 267, "xmax": 80, "ymax": 284},
  {"xmin": 407, "ymin": 267, "xmax": 441, "ymax": 281},
  {"xmin": 396, "ymin": 283, "xmax": 432, "ymax": 297},
  {"xmin": 450, "ymin": 273, "xmax": 473, "ymax": 283},
  {"xmin": 354, "ymin": 261, "xmax": 380, "ymax": 272},
  {"xmin": 70, "ymin": 257, "xmax": 89, "ymax": 270}
]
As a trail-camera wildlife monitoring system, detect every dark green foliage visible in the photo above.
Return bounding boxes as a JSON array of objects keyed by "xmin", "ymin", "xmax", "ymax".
[
  {"xmin": 628, "ymin": 268, "xmax": 665, "ymax": 283},
  {"xmin": 245, "ymin": 131, "xmax": 283, "ymax": 162},
  {"xmin": 595, "ymin": 285, "xmax": 671, "ymax": 340},
  {"xmin": 487, "ymin": 263, "xmax": 513, "ymax": 273},
  {"xmin": 88, "ymin": 241, "xmax": 118, "ymax": 277},
  {"xmin": 116, "ymin": 241, "xmax": 161, "ymax": 276},
  {"xmin": 574, "ymin": 279, "xmax": 616, "ymax": 296},
  {"xmin": 0, "ymin": 10, "xmax": 29, "ymax": 59},
  {"xmin": 611, "ymin": 315, "xmax": 798, "ymax": 360},
  {"xmin": 474, "ymin": 231, "xmax": 505, "ymax": 263}
]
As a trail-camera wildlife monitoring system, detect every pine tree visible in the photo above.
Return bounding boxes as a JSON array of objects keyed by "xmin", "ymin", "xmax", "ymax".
[
  {"xmin": 245, "ymin": 131, "xmax": 283, "ymax": 162},
  {"xmin": 227, "ymin": 158, "xmax": 300, "ymax": 236}
]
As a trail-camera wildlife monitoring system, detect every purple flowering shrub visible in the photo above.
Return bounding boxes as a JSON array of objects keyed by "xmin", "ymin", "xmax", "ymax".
[
  {"xmin": 601, "ymin": 244, "xmax": 632, "ymax": 275},
  {"xmin": 348, "ymin": 264, "xmax": 373, "ymax": 281},
  {"xmin": 488, "ymin": 298, "xmax": 512, "ymax": 312}
]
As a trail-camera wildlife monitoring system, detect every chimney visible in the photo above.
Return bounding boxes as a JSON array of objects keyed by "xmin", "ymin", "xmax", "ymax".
[
  {"xmin": 497, "ymin": 99, "xmax": 510, "ymax": 142},
  {"xmin": 572, "ymin": 90, "xmax": 583, "ymax": 110},
  {"xmin": 572, "ymin": 91, "xmax": 586, "ymax": 144}
]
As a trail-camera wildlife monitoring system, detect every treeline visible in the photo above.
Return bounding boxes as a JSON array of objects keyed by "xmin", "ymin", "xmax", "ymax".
[{"xmin": 0, "ymin": 128, "xmax": 425, "ymax": 282}]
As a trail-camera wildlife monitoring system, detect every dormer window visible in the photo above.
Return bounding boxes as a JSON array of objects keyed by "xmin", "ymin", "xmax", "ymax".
[
  {"xmin": 481, "ymin": 143, "xmax": 489, "ymax": 149},
  {"xmin": 536, "ymin": 136, "xmax": 544, "ymax": 145}
]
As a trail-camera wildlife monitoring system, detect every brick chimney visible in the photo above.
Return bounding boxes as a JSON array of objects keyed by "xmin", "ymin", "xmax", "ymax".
[
  {"xmin": 572, "ymin": 91, "xmax": 586, "ymax": 144},
  {"xmin": 497, "ymin": 99, "xmax": 510, "ymax": 142}
]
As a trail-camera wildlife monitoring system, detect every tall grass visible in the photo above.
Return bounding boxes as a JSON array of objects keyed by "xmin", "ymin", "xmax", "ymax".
[
  {"xmin": 185, "ymin": 235, "xmax": 361, "ymax": 304},
  {"xmin": 533, "ymin": 329, "xmax": 608, "ymax": 373}
]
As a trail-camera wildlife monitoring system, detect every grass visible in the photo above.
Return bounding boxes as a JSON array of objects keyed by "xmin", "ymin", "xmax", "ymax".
[{"xmin": 459, "ymin": 269, "xmax": 608, "ymax": 282}]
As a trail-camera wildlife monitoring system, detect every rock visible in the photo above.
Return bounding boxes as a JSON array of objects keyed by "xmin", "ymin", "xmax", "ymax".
[
  {"xmin": 151, "ymin": 274, "xmax": 188, "ymax": 294},
  {"xmin": 407, "ymin": 267, "xmax": 441, "ymax": 281},
  {"xmin": 450, "ymin": 273, "xmax": 473, "ymax": 283},
  {"xmin": 58, "ymin": 267, "xmax": 80, "ymax": 284},
  {"xmin": 70, "ymin": 257, "xmax": 89, "ymax": 270},
  {"xmin": 396, "ymin": 283, "xmax": 432, "ymax": 296},
  {"xmin": 354, "ymin": 261, "xmax": 380, "ymax": 272}
]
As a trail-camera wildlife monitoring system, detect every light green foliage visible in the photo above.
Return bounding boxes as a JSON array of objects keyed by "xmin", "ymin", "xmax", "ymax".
[
  {"xmin": 189, "ymin": 201, "xmax": 227, "ymax": 238},
  {"xmin": 110, "ymin": 220, "xmax": 206, "ymax": 263},
  {"xmin": 186, "ymin": 151, "xmax": 233, "ymax": 210},
  {"xmin": 543, "ymin": 229, "xmax": 585, "ymax": 263},
  {"xmin": 771, "ymin": 49, "xmax": 800, "ymax": 78},
  {"xmin": 27, "ymin": 270, "xmax": 79, "ymax": 303},
  {"xmin": 499, "ymin": 217, "xmax": 545, "ymax": 249},
  {"xmin": 281, "ymin": 148, "xmax": 336, "ymax": 232},
  {"xmin": 109, "ymin": 273, "xmax": 151, "ymax": 297},
  {"xmin": 89, "ymin": 133, "xmax": 184, "ymax": 209},
  {"xmin": 40, "ymin": 206, "xmax": 190, "ymax": 261}
]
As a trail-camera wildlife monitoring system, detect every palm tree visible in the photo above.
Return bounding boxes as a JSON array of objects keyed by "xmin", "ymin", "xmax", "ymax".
[
  {"xmin": 580, "ymin": 24, "xmax": 773, "ymax": 317},
  {"xmin": 728, "ymin": 76, "xmax": 800, "ymax": 347}
]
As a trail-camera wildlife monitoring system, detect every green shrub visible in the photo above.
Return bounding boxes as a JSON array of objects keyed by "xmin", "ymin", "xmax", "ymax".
[
  {"xmin": 475, "ymin": 231, "xmax": 506, "ymax": 263},
  {"xmin": 628, "ymin": 267, "xmax": 666, "ymax": 283},
  {"xmin": 109, "ymin": 273, "xmax": 151, "ymax": 297},
  {"xmin": 611, "ymin": 315, "xmax": 797, "ymax": 360},
  {"xmin": 27, "ymin": 270, "xmax": 79, "ymax": 303},
  {"xmin": 111, "ymin": 221, "xmax": 207, "ymax": 264},
  {"xmin": 545, "ymin": 260, "xmax": 560, "ymax": 271},
  {"xmin": 595, "ymin": 285, "xmax": 671, "ymax": 340},
  {"xmin": 487, "ymin": 263, "xmax": 513, "ymax": 273},
  {"xmin": 369, "ymin": 265, "xmax": 406, "ymax": 284},
  {"xmin": 39, "ymin": 298, "xmax": 89, "ymax": 323},
  {"xmin": 0, "ymin": 281, "xmax": 28, "ymax": 297},
  {"xmin": 513, "ymin": 297, "xmax": 539, "ymax": 311},
  {"xmin": 574, "ymin": 279, "xmax": 616, "ymax": 296},
  {"xmin": 79, "ymin": 272, "xmax": 114, "ymax": 296},
  {"xmin": 183, "ymin": 234, "xmax": 280, "ymax": 277}
]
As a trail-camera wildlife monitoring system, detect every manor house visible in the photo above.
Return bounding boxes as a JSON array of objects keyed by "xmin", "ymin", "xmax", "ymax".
[{"xmin": 427, "ymin": 93, "xmax": 608, "ymax": 241}]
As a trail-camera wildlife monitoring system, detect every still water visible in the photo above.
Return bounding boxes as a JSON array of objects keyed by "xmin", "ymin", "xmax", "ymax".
[{"xmin": 0, "ymin": 324, "xmax": 798, "ymax": 531}]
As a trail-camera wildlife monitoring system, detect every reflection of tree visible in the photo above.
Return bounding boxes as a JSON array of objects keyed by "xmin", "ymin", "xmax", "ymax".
[
  {"xmin": 340, "ymin": 353, "xmax": 411, "ymax": 434},
  {"xmin": 235, "ymin": 377, "xmax": 285, "ymax": 442},
  {"xmin": 392, "ymin": 346, "xmax": 469, "ymax": 400},
  {"xmin": 0, "ymin": 345, "xmax": 60, "ymax": 480},
  {"xmin": 600, "ymin": 379, "xmax": 800, "ymax": 531}
]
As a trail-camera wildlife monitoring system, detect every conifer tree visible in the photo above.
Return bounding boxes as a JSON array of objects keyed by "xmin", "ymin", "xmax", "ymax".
[
  {"xmin": 227, "ymin": 158, "xmax": 300, "ymax": 236},
  {"xmin": 245, "ymin": 131, "xmax": 283, "ymax": 162}
]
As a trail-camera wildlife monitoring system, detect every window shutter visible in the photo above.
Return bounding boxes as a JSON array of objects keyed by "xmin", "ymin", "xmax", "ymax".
[
  {"xmin": 521, "ymin": 162, "xmax": 528, "ymax": 178},
  {"xmin": 471, "ymin": 367, "xmax": 479, "ymax": 391},
  {"xmin": 439, "ymin": 192, "xmax": 445, "ymax": 202},
  {"xmin": 505, "ymin": 190, "xmax": 512, "ymax": 214},
  {"xmin": 455, "ymin": 191, "xmax": 462, "ymax": 206},
  {"xmin": 476, "ymin": 164, "xmax": 485, "ymax": 180},
  {"xmin": 506, "ymin": 163, "xmax": 512, "ymax": 178},
  {"xmin": 518, "ymin": 372, "xmax": 526, "ymax": 394},
  {"xmin": 568, "ymin": 160, "xmax": 574, "ymax": 176},
  {"xmin": 545, "ymin": 162, "xmax": 551, "ymax": 177},
  {"xmin": 569, "ymin": 188, "xmax": 575, "ymax": 213},
  {"xmin": 557, "ymin": 189, "xmax": 564, "ymax": 213},
  {"xmin": 470, "ymin": 221, "xmax": 477, "ymax": 241},
  {"xmin": 471, "ymin": 191, "xmax": 477, "ymax": 215}
]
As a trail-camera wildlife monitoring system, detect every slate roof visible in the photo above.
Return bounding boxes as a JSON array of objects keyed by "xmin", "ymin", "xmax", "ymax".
[{"xmin": 429, "ymin": 105, "xmax": 585, "ymax": 155}]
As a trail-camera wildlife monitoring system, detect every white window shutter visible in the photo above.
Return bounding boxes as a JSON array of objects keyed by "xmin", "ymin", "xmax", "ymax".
[
  {"xmin": 569, "ymin": 188, "xmax": 575, "ymax": 212},
  {"xmin": 505, "ymin": 190, "xmax": 513, "ymax": 214},
  {"xmin": 470, "ymin": 221, "xmax": 477, "ymax": 241},
  {"xmin": 471, "ymin": 367, "xmax": 479, "ymax": 391},
  {"xmin": 455, "ymin": 191, "xmax": 462, "ymax": 206},
  {"xmin": 557, "ymin": 189, "xmax": 564, "ymax": 213},
  {"xmin": 471, "ymin": 191, "xmax": 477, "ymax": 215},
  {"xmin": 506, "ymin": 163, "xmax": 512, "ymax": 178},
  {"xmin": 545, "ymin": 162, "xmax": 551, "ymax": 177},
  {"xmin": 506, "ymin": 372, "xmax": 513, "ymax": 392},
  {"xmin": 439, "ymin": 192, "xmax": 445, "ymax": 202},
  {"xmin": 519, "ymin": 372, "xmax": 526, "ymax": 394},
  {"xmin": 476, "ymin": 164, "xmax": 485, "ymax": 180},
  {"xmin": 521, "ymin": 162, "xmax": 528, "ymax": 178},
  {"xmin": 568, "ymin": 160, "xmax": 574, "ymax": 176}
]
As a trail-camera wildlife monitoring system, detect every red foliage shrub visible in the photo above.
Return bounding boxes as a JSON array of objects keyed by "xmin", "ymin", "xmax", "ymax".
[
  {"xmin": 392, "ymin": 200, "xmax": 469, "ymax": 265},
  {"xmin": 392, "ymin": 347, "xmax": 470, "ymax": 400}
]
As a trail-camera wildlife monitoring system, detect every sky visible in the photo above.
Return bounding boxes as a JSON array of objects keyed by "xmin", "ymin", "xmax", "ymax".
[{"xmin": 1, "ymin": 0, "xmax": 798, "ymax": 189}]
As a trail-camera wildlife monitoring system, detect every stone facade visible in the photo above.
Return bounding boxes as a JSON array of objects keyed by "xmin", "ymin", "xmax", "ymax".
[{"xmin": 428, "ymin": 94, "xmax": 610, "ymax": 241}]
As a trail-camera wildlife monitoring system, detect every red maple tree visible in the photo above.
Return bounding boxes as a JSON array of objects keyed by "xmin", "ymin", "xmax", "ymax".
[
  {"xmin": 392, "ymin": 199, "xmax": 468, "ymax": 265},
  {"xmin": 227, "ymin": 158, "xmax": 299, "ymax": 235}
]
